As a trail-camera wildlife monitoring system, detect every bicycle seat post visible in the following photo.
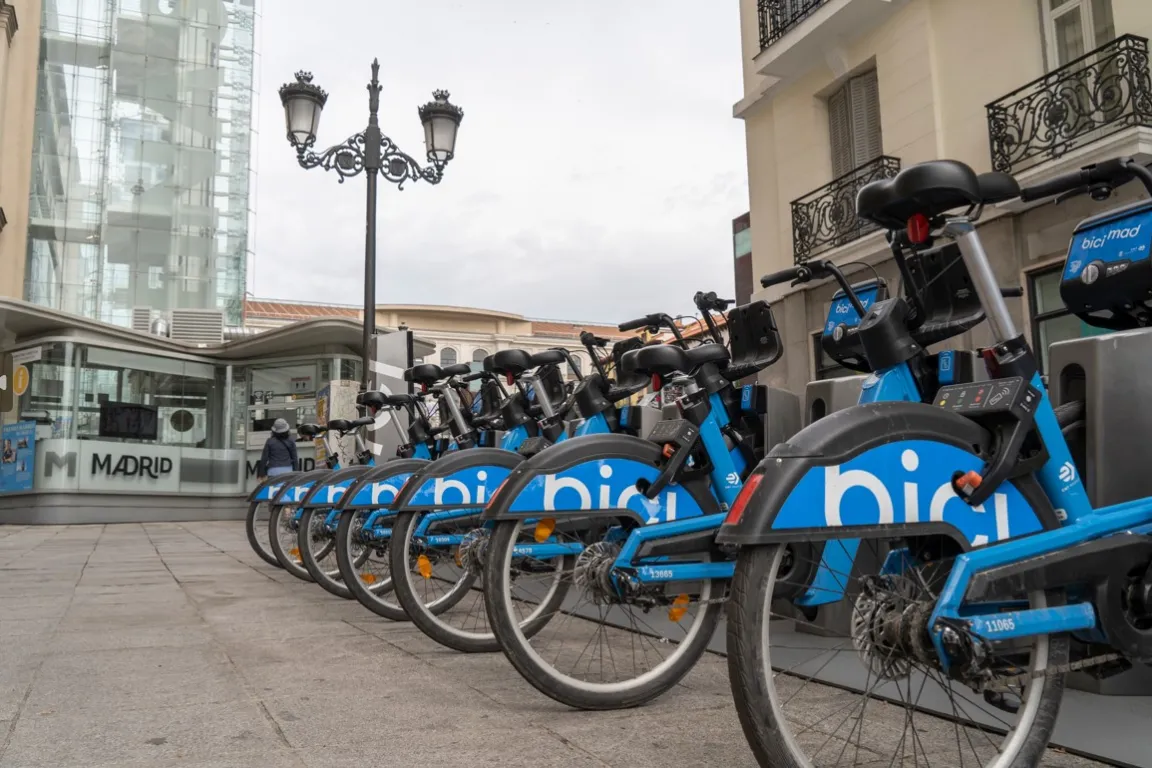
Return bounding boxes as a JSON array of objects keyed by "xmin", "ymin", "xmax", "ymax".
[
  {"xmin": 434, "ymin": 379, "xmax": 472, "ymax": 438},
  {"xmin": 943, "ymin": 218, "xmax": 1019, "ymax": 345}
]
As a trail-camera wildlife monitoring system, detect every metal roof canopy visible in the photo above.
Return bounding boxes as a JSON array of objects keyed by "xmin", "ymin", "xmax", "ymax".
[{"xmin": 0, "ymin": 298, "xmax": 436, "ymax": 364}]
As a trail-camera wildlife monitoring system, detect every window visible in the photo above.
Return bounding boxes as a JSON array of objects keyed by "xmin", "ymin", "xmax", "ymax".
[
  {"xmin": 1028, "ymin": 265, "xmax": 1110, "ymax": 373},
  {"xmin": 439, "ymin": 347, "xmax": 457, "ymax": 366},
  {"xmin": 471, "ymin": 348, "xmax": 489, "ymax": 362},
  {"xmin": 827, "ymin": 69, "xmax": 882, "ymax": 179},
  {"xmin": 812, "ymin": 332, "xmax": 853, "ymax": 381},
  {"xmin": 1042, "ymin": 0, "xmax": 1115, "ymax": 68}
]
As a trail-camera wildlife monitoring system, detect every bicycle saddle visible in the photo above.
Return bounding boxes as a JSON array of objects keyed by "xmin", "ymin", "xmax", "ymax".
[
  {"xmin": 405, "ymin": 363, "xmax": 470, "ymax": 386},
  {"xmin": 356, "ymin": 391, "xmax": 388, "ymax": 411},
  {"xmin": 530, "ymin": 349, "xmax": 566, "ymax": 367},
  {"xmin": 604, "ymin": 338, "xmax": 649, "ymax": 401},
  {"xmin": 857, "ymin": 159, "xmax": 1021, "ymax": 230},
  {"xmin": 297, "ymin": 423, "xmax": 325, "ymax": 438},
  {"xmin": 327, "ymin": 418, "xmax": 353, "ymax": 432},
  {"xmin": 625, "ymin": 342, "xmax": 730, "ymax": 378},
  {"xmin": 484, "ymin": 349, "xmax": 534, "ymax": 377}
]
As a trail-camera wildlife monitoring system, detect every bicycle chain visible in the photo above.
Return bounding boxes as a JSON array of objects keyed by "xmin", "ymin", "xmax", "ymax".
[
  {"xmin": 979, "ymin": 652, "xmax": 1125, "ymax": 693},
  {"xmin": 687, "ymin": 593, "xmax": 1130, "ymax": 692}
]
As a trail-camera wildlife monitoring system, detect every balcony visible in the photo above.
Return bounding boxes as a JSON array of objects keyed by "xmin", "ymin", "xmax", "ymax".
[
  {"xmin": 738, "ymin": 0, "xmax": 909, "ymax": 117},
  {"xmin": 758, "ymin": 0, "xmax": 827, "ymax": 49},
  {"xmin": 790, "ymin": 155, "xmax": 900, "ymax": 264},
  {"xmin": 987, "ymin": 35, "xmax": 1152, "ymax": 176}
]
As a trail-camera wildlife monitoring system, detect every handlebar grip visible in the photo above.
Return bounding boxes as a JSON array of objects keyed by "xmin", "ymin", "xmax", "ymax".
[
  {"xmin": 1000, "ymin": 286, "xmax": 1024, "ymax": 298},
  {"xmin": 1019, "ymin": 158, "xmax": 1133, "ymax": 201},
  {"xmin": 618, "ymin": 317, "xmax": 651, "ymax": 332},
  {"xmin": 759, "ymin": 266, "xmax": 802, "ymax": 288}
]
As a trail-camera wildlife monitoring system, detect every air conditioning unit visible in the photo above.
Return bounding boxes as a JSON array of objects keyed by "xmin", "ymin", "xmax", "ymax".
[
  {"xmin": 131, "ymin": 307, "xmax": 157, "ymax": 334},
  {"xmin": 170, "ymin": 308, "xmax": 225, "ymax": 344}
]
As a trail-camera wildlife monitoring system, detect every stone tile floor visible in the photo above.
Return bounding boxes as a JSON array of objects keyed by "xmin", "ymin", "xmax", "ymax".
[{"xmin": 0, "ymin": 523, "xmax": 1115, "ymax": 767}]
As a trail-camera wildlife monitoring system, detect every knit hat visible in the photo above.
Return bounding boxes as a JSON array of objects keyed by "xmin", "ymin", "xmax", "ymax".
[{"xmin": 271, "ymin": 418, "xmax": 290, "ymax": 434}]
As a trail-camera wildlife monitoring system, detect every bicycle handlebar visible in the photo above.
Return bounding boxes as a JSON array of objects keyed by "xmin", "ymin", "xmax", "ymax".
[
  {"xmin": 693, "ymin": 291, "xmax": 733, "ymax": 312},
  {"xmin": 1019, "ymin": 157, "xmax": 1152, "ymax": 201},
  {"xmin": 617, "ymin": 312, "xmax": 688, "ymax": 348},
  {"xmin": 349, "ymin": 416, "xmax": 376, "ymax": 428},
  {"xmin": 579, "ymin": 330, "xmax": 609, "ymax": 348},
  {"xmin": 1001, "ymin": 286, "xmax": 1024, "ymax": 298},
  {"xmin": 618, "ymin": 313, "xmax": 664, "ymax": 332}
]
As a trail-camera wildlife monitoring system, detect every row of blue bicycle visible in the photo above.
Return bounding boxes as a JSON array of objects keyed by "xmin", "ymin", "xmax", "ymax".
[{"xmin": 245, "ymin": 154, "xmax": 1152, "ymax": 767}]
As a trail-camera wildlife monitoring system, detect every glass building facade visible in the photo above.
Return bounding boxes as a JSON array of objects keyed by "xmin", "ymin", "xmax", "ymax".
[{"xmin": 25, "ymin": 0, "xmax": 257, "ymax": 328}]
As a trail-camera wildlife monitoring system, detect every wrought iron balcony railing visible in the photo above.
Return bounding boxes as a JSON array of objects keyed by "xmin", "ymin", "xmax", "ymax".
[
  {"xmin": 987, "ymin": 35, "xmax": 1152, "ymax": 175},
  {"xmin": 790, "ymin": 155, "xmax": 900, "ymax": 264},
  {"xmin": 758, "ymin": 0, "xmax": 828, "ymax": 50}
]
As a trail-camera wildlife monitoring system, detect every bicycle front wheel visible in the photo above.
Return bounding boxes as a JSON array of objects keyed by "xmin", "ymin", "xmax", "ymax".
[{"xmin": 267, "ymin": 505, "xmax": 313, "ymax": 582}]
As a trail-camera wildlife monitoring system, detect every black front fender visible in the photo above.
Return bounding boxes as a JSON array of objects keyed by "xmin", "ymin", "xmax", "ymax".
[{"xmin": 715, "ymin": 401, "xmax": 1058, "ymax": 548}]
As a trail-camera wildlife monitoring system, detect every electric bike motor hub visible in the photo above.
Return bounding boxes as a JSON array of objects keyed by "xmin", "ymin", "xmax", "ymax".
[
  {"xmin": 851, "ymin": 575, "xmax": 938, "ymax": 681},
  {"xmin": 455, "ymin": 528, "xmax": 489, "ymax": 573},
  {"xmin": 574, "ymin": 541, "xmax": 623, "ymax": 604}
]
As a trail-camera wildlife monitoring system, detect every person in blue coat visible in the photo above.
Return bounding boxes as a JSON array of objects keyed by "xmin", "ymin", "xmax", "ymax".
[{"xmin": 258, "ymin": 418, "xmax": 298, "ymax": 480}]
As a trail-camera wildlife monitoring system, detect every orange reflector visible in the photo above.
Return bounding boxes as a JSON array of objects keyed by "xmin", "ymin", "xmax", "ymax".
[
  {"xmin": 454, "ymin": 548, "xmax": 464, "ymax": 568},
  {"xmin": 417, "ymin": 554, "xmax": 433, "ymax": 579},
  {"xmin": 958, "ymin": 470, "xmax": 983, "ymax": 489},
  {"xmin": 534, "ymin": 518, "xmax": 556, "ymax": 543},
  {"xmin": 668, "ymin": 593, "xmax": 690, "ymax": 623},
  {"xmin": 725, "ymin": 472, "xmax": 764, "ymax": 526},
  {"xmin": 662, "ymin": 443, "xmax": 675, "ymax": 459},
  {"xmin": 359, "ymin": 573, "xmax": 377, "ymax": 585},
  {"xmin": 289, "ymin": 548, "xmax": 300, "ymax": 557}
]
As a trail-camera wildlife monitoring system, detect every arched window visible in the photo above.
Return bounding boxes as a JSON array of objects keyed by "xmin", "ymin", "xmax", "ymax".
[
  {"xmin": 440, "ymin": 347, "xmax": 458, "ymax": 366},
  {"xmin": 471, "ymin": 348, "xmax": 489, "ymax": 362}
]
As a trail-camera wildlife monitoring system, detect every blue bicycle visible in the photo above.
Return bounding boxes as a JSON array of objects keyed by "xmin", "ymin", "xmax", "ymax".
[
  {"xmin": 479, "ymin": 293, "xmax": 792, "ymax": 708},
  {"xmin": 331, "ymin": 364, "xmax": 508, "ymax": 617},
  {"xmin": 264, "ymin": 418, "xmax": 378, "ymax": 582},
  {"xmin": 721, "ymin": 156, "xmax": 1152, "ymax": 767},
  {"xmin": 384, "ymin": 338, "xmax": 650, "ymax": 651}
]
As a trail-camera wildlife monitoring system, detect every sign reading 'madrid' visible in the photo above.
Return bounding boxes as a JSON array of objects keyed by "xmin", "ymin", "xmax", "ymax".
[
  {"xmin": 37, "ymin": 439, "xmax": 245, "ymax": 494},
  {"xmin": 507, "ymin": 458, "xmax": 706, "ymax": 524},
  {"xmin": 768, "ymin": 440, "xmax": 1045, "ymax": 546}
]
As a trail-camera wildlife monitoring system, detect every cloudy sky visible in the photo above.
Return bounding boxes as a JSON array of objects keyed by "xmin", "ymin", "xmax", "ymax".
[{"xmin": 252, "ymin": 1, "xmax": 748, "ymax": 324}]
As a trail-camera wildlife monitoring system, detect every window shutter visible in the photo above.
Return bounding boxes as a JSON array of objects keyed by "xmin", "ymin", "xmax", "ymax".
[
  {"xmin": 849, "ymin": 69, "xmax": 882, "ymax": 168},
  {"xmin": 827, "ymin": 86, "xmax": 853, "ymax": 179}
]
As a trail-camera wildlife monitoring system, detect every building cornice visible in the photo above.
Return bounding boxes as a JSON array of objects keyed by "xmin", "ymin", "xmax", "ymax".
[{"xmin": 0, "ymin": 1, "xmax": 18, "ymax": 46}]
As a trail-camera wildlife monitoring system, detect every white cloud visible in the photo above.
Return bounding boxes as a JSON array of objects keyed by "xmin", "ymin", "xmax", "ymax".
[{"xmin": 253, "ymin": 0, "xmax": 748, "ymax": 323}]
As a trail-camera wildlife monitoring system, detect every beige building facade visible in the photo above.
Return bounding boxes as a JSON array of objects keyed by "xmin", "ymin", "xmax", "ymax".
[
  {"xmin": 243, "ymin": 298, "xmax": 633, "ymax": 380},
  {"xmin": 737, "ymin": 0, "xmax": 1152, "ymax": 394}
]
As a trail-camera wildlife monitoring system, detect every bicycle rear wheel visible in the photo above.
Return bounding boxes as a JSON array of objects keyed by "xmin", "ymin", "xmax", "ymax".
[
  {"xmin": 726, "ymin": 535, "xmax": 1068, "ymax": 768},
  {"xmin": 267, "ymin": 504, "xmax": 313, "ymax": 582},
  {"xmin": 246, "ymin": 501, "xmax": 281, "ymax": 568},
  {"xmin": 298, "ymin": 508, "xmax": 350, "ymax": 598},
  {"xmin": 484, "ymin": 517, "xmax": 723, "ymax": 709},
  {"xmin": 335, "ymin": 509, "xmax": 408, "ymax": 621}
]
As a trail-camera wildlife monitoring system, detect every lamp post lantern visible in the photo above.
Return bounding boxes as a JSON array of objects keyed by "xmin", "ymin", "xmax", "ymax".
[{"xmin": 279, "ymin": 60, "xmax": 463, "ymax": 391}]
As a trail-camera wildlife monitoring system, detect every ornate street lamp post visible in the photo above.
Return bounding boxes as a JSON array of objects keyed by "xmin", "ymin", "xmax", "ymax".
[{"xmin": 279, "ymin": 60, "xmax": 463, "ymax": 390}]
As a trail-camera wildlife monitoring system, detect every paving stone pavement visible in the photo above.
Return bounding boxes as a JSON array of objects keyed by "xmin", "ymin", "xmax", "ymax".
[{"xmin": 0, "ymin": 523, "xmax": 1116, "ymax": 768}]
